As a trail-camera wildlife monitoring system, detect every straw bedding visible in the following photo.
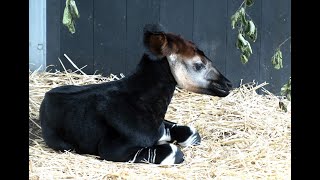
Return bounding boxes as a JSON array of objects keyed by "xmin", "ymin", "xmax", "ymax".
[{"xmin": 29, "ymin": 69, "xmax": 291, "ymax": 180}]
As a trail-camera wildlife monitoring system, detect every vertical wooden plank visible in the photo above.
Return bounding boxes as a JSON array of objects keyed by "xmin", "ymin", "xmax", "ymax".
[
  {"xmin": 160, "ymin": 0, "xmax": 193, "ymax": 40},
  {"xmin": 60, "ymin": 0, "xmax": 94, "ymax": 74},
  {"xmin": 126, "ymin": 0, "xmax": 160, "ymax": 74},
  {"xmin": 260, "ymin": 0, "xmax": 291, "ymax": 94},
  {"xmin": 30, "ymin": 0, "xmax": 46, "ymax": 71},
  {"xmin": 94, "ymin": 0, "xmax": 126, "ymax": 76},
  {"xmin": 46, "ymin": 0, "xmax": 60, "ymax": 71},
  {"xmin": 193, "ymin": 0, "xmax": 227, "ymax": 75},
  {"xmin": 226, "ymin": 0, "xmax": 261, "ymax": 88}
]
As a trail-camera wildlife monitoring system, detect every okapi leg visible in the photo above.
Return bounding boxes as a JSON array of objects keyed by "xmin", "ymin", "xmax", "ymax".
[
  {"xmin": 160, "ymin": 120, "xmax": 201, "ymax": 146},
  {"xmin": 98, "ymin": 135, "xmax": 184, "ymax": 165},
  {"xmin": 128, "ymin": 144, "xmax": 184, "ymax": 165}
]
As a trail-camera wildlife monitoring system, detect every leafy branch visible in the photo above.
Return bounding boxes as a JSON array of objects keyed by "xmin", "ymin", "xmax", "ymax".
[
  {"xmin": 271, "ymin": 37, "xmax": 291, "ymax": 70},
  {"xmin": 281, "ymin": 77, "xmax": 291, "ymax": 101},
  {"xmin": 62, "ymin": 0, "xmax": 80, "ymax": 34},
  {"xmin": 231, "ymin": 0, "xmax": 291, "ymax": 108},
  {"xmin": 231, "ymin": 0, "xmax": 257, "ymax": 64},
  {"xmin": 271, "ymin": 37, "xmax": 291, "ymax": 101}
]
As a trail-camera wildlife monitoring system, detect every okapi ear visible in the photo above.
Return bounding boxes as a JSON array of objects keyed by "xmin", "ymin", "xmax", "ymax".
[{"xmin": 143, "ymin": 24, "xmax": 170, "ymax": 58}]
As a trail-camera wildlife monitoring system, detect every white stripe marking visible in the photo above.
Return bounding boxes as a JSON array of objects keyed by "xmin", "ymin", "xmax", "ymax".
[
  {"xmin": 157, "ymin": 128, "xmax": 171, "ymax": 145},
  {"xmin": 152, "ymin": 149, "xmax": 156, "ymax": 163},
  {"xmin": 128, "ymin": 148, "xmax": 144, "ymax": 163},
  {"xmin": 160, "ymin": 144, "xmax": 178, "ymax": 165},
  {"xmin": 148, "ymin": 148, "xmax": 151, "ymax": 162},
  {"xmin": 178, "ymin": 126, "xmax": 199, "ymax": 146}
]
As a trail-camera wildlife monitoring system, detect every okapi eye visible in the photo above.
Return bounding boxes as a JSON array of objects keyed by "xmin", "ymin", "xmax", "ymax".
[{"xmin": 193, "ymin": 63, "xmax": 205, "ymax": 71}]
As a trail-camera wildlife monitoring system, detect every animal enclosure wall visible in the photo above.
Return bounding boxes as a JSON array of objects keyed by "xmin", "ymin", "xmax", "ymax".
[
  {"xmin": 47, "ymin": 0, "xmax": 291, "ymax": 94},
  {"xmin": 29, "ymin": 0, "xmax": 46, "ymax": 71}
]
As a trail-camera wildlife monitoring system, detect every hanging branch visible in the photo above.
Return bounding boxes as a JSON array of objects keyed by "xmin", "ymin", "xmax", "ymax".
[
  {"xmin": 271, "ymin": 37, "xmax": 291, "ymax": 101},
  {"xmin": 271, "ymin": 37, "xmax": 291, "ymax": 70},
  {"xmin": 62, "ymin": 0, "xmax": 80, "ymax": 34},
  {"xmin": 281, "ymin": 77, "xmax": 291, "ymax": 101},
  {"xmin": 230, "ymin": 0, "xmax": 291, "ymax": 105},
  {"xmin": 231, "ymin": 0, "xmax": 257, "ymax": 64}
]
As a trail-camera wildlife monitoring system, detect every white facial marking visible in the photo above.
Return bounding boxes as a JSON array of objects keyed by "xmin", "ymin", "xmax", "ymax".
[
  {"xmin": 189, "ymin": 55, "xmax": 202, "ymax": 64},
  {"xmin": 160, "ymin": 144, "xmax": 179, "ymax": 165},
  {"xmin": 168, "ymin": 54, "xmax": 177, "ymax": 62},
  {"xmin": 178, "ymin": 126, "xmax": 200, "ymax": 147},
  {"xmin": 166, "ymin": 54, "xmax": 210, "ymax": 90}
]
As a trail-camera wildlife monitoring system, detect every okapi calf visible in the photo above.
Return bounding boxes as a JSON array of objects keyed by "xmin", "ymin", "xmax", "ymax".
[{"xmin": 39, "ymin": 24, "xmax": 232, "ymax": 165}]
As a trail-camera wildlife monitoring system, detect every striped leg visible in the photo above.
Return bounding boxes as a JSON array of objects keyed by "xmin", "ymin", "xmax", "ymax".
[
  {"xmin": 128, "ymin": 144, "xmax": 184, "ymax": 165},
  {"xmin": 98, "ymin": 136, "xmax": 183, "ymax": 165},
  {"xmin": 158, "ymin": 120, "xmax": 201, "ymax": 147}
]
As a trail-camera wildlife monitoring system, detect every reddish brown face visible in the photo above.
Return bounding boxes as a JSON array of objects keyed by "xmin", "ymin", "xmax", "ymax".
[{"xmin": 143, "ymin": 24, "xmax": 232, "ymax": 97}]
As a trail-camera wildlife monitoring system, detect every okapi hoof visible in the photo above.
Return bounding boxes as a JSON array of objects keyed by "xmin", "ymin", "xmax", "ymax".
[
  {"xmin": 177, "ymin": 126, "xmax": 201, "ymax": 147},
  {"xmin": 159, "ymin": 144, "xmax": 184, "ymax": 165}
]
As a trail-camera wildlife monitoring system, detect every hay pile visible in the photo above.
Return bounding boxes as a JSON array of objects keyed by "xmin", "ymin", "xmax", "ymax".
[{"xmin": 29, "ymin": 69, "xmax": 291, "ymax": 180}]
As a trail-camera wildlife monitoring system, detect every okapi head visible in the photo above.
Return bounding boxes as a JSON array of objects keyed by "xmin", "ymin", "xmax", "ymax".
[{"xmin": 143, "ymin": 24, "xmax": 232, "ymax": 97}]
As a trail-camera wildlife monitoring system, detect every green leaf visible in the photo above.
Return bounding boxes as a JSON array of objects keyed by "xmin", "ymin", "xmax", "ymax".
[
  {"xmin": 244, "ymin": 21, "xmax": 251, "ymax": 36},
  {"xmin": 231, "ymin": 10, "xmax": 241, "ymax": 29},
  {"xmin": 241, "ymin": 42, "xmax": 252, "ymax": 55},
  {"xmin": 245, "ymin": 21, "xmax": 257, "ymax": 43},
  {"xmin": 245, "ymin": 0, "xmax": 254, "ymax": 7},
  {"xmin": 248, "ymin": 21, "xmax": 255, "ymax": 35},
  {"xmin": 238, "ymin": 33, "xmax": 247, "ymax": 46},
  {"xmin": 236, "ymin": 38, "xmax": 242, "ymax": 49},
  {"xmin": 239, "ymin": 7, "xmax": 245, "ymax": 16},
  {"xmin": 271, "ymin": 49, "xmax": 283, "ymax": 69},
  {"xmin": 69, "ymin": 0, "xmax": 80, "ymax": 19},
  {"xmin": 62, "ymin": 0, "xmax": 79, "ymax": 34},
  {"xmin": 248, "ymin": 27, "xmax": 258, "ymax": 42},
  {"xmin": 281, "ymin": 85, "xmax": 287, "ymax": 92},
  {"xmin": 279, "ymin": 49, "xmax": 283, "ymax": 59},
  {"xmin": 238, "ymin": 33, "xmax": 248, "ymax": 53},
  {"xmin": 246, "ymin": 42, "xmax": 253, "ymax": 54},
  {"xmin": 68, "ymin": 21, "xmax": 76, "ymax": 34},
  {"xmin": 287, "ymin": 93, "xmax": 291, "ymax": 101},
  {"xmin": 281, "ymin": 77, "xmax": 291, "ymax": 101},
  {"xmin": 241, "ymin": 54, "xmax": 249, "ymax": 64},
  {"xmin": 243, "ymin": 46, "xmax": 251, "ymax": 58},
  {"xmin": 62, "ymin": 4, "xmax": 72, "ymax": 26},
  {"xmin": 240, "ymin": 13, "xmax": 248, "ymax": 27},
  {"xmin": 237, "ymin": 33, "xmax": 253, "ymax": 62},
  {"xmin": 238, "ymin": 7, "xmax": 247, "ymax": 25},
  {"xmin": 231, "ymin": 19, "xmax": 236, "ymax": 29},
  {"xmin": 272, "ymin": 61, "xmax": 281, "ymax": 69}
]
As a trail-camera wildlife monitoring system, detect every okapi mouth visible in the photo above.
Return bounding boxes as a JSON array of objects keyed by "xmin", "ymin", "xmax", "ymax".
[
  {"xmin": 207, "ymin": 80, "xmax": 233, "ymax": 97},
  {"xmin": 185, "ymin": 83, "xmax": 231, "ymax": 97},
  {"xmin": 210, "ymin": 84, "xmax": 231, "ymax": 97},
  {"xmin": 179, "ymin": 78, "xmax": 232, "ymax": 97}
]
